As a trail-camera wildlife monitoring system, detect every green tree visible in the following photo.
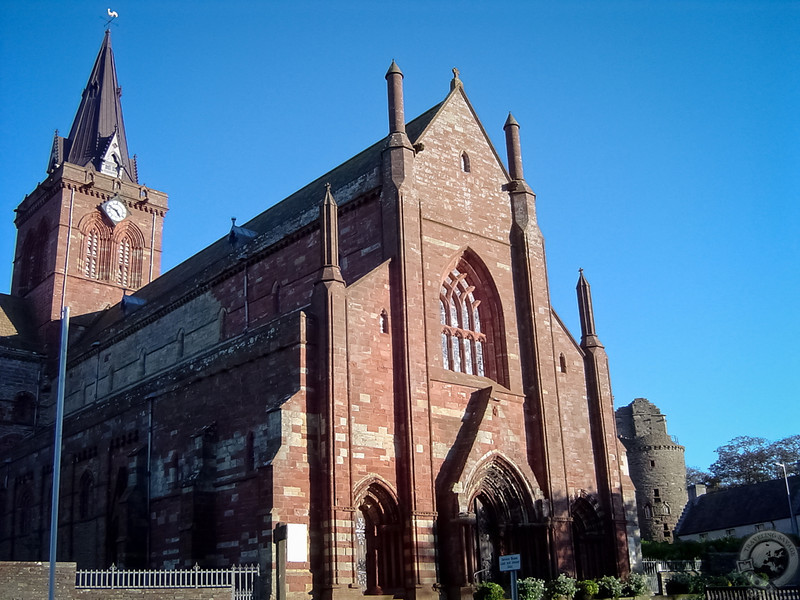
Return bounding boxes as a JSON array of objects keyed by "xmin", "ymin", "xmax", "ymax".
[
  {"xmin": 685, "ymin": 466, "xmax": 715, "ymax": 487},
  {"xmin": 710, "ymin": 435, "xmax": 800, "ymax": 486}
]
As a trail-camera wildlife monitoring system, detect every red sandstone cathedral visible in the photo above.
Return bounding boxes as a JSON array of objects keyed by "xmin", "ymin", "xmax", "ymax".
[{"xmin": 0, "ymin": 31, "xmax": 639, "ymax": 600}]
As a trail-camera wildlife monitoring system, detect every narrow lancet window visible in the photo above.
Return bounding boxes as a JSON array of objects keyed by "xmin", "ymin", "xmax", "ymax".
[{"xmin": 85, "ymin": 227, "xmax": 101, "ymax": 279}]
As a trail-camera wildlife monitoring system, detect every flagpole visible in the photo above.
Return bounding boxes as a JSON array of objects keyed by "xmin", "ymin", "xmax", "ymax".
[{"xmin": 49, "ymin": 306, "xmax": 69, "ymax": 600}]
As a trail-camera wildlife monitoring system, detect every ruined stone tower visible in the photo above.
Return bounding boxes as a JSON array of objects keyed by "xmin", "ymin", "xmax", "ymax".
[{"xmin": 616, "ymin": 398, "xmax": 688, "ymax": 542}]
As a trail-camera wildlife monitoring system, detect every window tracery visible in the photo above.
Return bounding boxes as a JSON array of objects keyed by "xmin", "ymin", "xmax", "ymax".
[
  {"xmin": 115, "ymin": 230, "xmax": 143, "ymax": 288},
  {"xmin": 78, "ymin": 216, "xmax": 144, "ymax": 288},
  {"xmin": 439, "ymin": 253, "xmax": 505, "ymax": 383}
]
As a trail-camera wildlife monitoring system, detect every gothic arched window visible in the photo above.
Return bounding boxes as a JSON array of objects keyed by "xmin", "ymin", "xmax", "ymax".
[
  {"xmin": 18, "ymin": 219, "xmax": 49, "ymax": 293},
  {"xmin": 112, "ymin": 223, "xmax": 145, "ymax": 289},
  {"xmin": 440, "ymin": 253, "xmax": 505, "ymax": 383},
  {"xmin": 81, "ymin": 220, "xmax": 111, "ymax": 280},
  {"xmin": 118, "ymin": 235, "xmax": 132, "ymax": 286}
]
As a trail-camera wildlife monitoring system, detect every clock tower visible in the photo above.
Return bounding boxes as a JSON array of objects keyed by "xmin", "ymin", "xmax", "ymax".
[{"xmin": 10, "ymin": 30, "xmax": 168, "ymax": 351}]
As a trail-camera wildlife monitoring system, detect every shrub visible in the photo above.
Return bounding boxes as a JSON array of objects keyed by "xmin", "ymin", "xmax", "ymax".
[
  {"xmin": 597, "ymin": 575, "xmax": 624, "ymax": 599},
  {"xmin": 519, "ymin": 578, "xmax": 546, "ymax": 600},
  {"xmin": 576, "ymin": 579, "xmax": 599, "ymax": 600},
  {"xmin": 623, "ymin": 573, "xmax": 650, "ymax": 597},
  {"xmin": 546, "ymin": 574, "xmax": 577, "ymax": 600},
  {"xmin": 475, "ymin": 581, "xmax": 505, "ymax": 600},
  {"xmin": 665, "ymin": 573, "xmax": 705, "ymax": 595},
  {"xmin": 723, "ymin": 571, "xmax": 751, "ymax": 587}
]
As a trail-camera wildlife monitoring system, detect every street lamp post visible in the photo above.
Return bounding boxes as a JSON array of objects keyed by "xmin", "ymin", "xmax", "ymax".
[{"xmin": 776, "ymin": 462, "xmax": 799, "ymax": 537}]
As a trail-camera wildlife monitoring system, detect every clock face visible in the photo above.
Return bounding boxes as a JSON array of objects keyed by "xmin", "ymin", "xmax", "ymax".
[{"xmin": 102, "ymin": 198, "xmax": 128, "ymax": 224}]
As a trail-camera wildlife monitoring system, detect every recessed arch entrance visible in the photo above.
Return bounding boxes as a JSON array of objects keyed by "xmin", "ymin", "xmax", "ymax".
[
  {"xmin": 440, "ymin": 455, "xmax": 550, "ymax": 591},
  {"xmin": 571, "ymin": 494, "xmax": 609, "ymax": 580},
  {"xmin": 354, "ymin": 480, "xmax": 404, "ymax": 595}
]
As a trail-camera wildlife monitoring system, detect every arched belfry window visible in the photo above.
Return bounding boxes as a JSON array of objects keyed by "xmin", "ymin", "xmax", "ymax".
[
  {"xmin": 79, "ymin": 216, "xmax": 112, "ymax": 281},
  {"xmin": 18, "ymin": 219, "xmax": 49, "ymax": 292},
  {"xmin": 78, "ymin": 216, "xmax": 144, "ymax": 288},
  {"xmin": 112, "ymin": 223, "xmax": 145, "ymax": 289},
  {"xmin": 439, "ymin": 252, "xmax": 506, "ymax": 384},
  {"xmin": 84, "ymin": 224, "xmax": 105, "ymax": 279}
]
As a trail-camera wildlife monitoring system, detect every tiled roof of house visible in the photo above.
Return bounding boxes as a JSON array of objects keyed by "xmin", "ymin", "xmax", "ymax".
[{"xmin": 676, "ymin": 475, "xmax": 800, "ymax": 536}]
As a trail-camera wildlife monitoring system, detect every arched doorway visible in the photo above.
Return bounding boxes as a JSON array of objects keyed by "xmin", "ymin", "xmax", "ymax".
[
  {"xmin": 465, "ymin": 458, "xmax": 549, "ymax": 582},
  {"xmin": 355, "ymin": 481, "xmax": 403, "ymax": 595},
  {"xmin": 571, "ymin": 495, "xmax": 607, "ymax": 580}
]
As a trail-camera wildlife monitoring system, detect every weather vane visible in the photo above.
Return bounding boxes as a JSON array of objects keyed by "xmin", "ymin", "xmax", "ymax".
[{"xmin": 104, "ymin": 8, "xmax": 119, "ymax": 28}]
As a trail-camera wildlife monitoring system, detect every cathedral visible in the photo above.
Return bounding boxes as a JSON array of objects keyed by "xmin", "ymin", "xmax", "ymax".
[{"xmin": 0, "ymin": 31, "xmax": 639, "ymax": 600}]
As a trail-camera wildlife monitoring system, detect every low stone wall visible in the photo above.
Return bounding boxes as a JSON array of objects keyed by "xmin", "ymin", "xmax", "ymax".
[{"xmin": 0, "ymin": 562, "xmax": 231, "ymax": 600}]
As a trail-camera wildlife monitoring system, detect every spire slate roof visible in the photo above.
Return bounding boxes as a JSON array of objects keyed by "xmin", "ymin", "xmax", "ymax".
[{"xmin": 52, "ymin": 30, "xmax": 136, "ymax": 182}]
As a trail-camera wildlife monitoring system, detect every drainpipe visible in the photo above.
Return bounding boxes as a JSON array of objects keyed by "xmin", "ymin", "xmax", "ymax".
[
  {"xmin": 60, "ymin": 188, "xmax": 75, "ymax": 315},
  {"xmin": 147, "ymin": 395, "xmax": 153, "ymax": 564}
]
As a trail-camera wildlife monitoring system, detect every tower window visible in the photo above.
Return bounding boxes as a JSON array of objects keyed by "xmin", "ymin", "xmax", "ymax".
[
  {"xmin": 115, "ymin": 233, "xmax": 143, "ymax": 288},
  {"xmin": 113, "ymin": 225, "xmax": 144, "ymax": 289},
  {"xmin": 118, "ymin": 236, "xmax": 132, "ymax": 286},
  {"xmin": 380, "ymin": 310, "xmax": 389, "ymax": 334},
  {"xmin": 559, "ymin": 353, "xmax": 567, "ymax": 373},
  {"xmin": 653, "ymin": 488, "xmax": 661, "ymax": 502},
  {"xmin": 85, "ymin": 226, "xmax": 102, "ymax": 279}
]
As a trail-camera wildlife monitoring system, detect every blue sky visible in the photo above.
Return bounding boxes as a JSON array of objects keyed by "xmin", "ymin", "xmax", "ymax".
[{"xmin": 1, "ymin": 1, "xmax": 798, "ymax": 472}]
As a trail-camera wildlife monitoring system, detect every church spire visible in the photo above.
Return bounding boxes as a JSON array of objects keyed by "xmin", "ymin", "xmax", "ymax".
[
  {"xmin": 577, "ymin": 268, "xmax": 602, "ymax": 347},
  {"xmin": 58, "ymin": 30, "xmax": 136, "ymax": 182}
]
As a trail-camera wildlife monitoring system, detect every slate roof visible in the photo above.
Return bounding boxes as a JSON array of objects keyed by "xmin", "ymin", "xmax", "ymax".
[
  {"xmin": 71, "ymin": 99, "xmax": 444, "ymax": 354},
  {"xmin": 57, "ymin": 30, "xmax": 136, "ymax": 183},
  {"xmin": 676, "ymin": 475, "xmax": 800, "ymax": 536},
  {"xmin": 0, "ymin": 294, "xmax": 42, "ymax": 353}
]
